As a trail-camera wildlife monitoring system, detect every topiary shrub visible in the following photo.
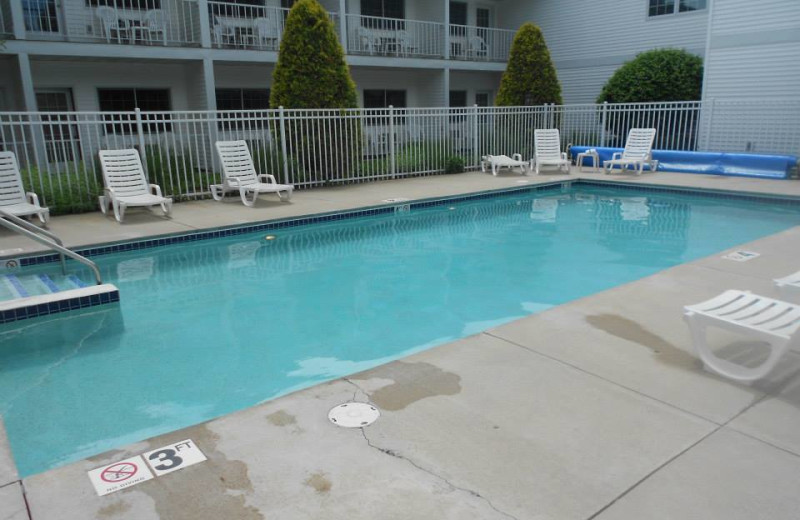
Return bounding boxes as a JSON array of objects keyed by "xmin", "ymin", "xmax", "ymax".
[
  {"xmin": 270, "ymin": 0, "xmax": 359, "ymax": 182},
  {"xmin": 596, "ymin": 49, "xmax": 703, "ymax": 104},
  {"xmin": 270, "ymin": 0, "xmax": 357, "ymax": 109},
  {"xmin": 496, "ymin": 23, "xmax": 562, "ymax": 107}
]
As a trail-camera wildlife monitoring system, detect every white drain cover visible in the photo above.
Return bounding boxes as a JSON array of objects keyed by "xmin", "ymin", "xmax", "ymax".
[{"xmin": 328, "ymin": 402, "xmax": 380, "ymax": 428}]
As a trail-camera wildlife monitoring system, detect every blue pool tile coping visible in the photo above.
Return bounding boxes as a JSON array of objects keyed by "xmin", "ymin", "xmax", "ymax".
[
  {"xmin": 0, "ymin": 287, "xmax": 119, "ymax": 324},
  {"xmin": 11, "ymin": 179, "xmax": 800, "ymax": 271}
]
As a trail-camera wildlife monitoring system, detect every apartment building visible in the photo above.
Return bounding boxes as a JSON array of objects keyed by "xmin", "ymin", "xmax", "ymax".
[{"xmin": 0, "ymin": 0, "xmax": 796, "ymax": 116}]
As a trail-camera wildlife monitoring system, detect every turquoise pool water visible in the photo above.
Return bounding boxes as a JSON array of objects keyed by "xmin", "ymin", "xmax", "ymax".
[{"xmin": 2, "ymin": 184, "xmax": 800, "ymax": 477}]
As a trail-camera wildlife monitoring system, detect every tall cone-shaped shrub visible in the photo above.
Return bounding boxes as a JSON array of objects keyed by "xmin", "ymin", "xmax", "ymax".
[
  {"xmin": 270, "ymin": 0, "xmax": 359, "ymax": 182},
  {"xmin": 496, "ymin": 23, "xmax": 562, "ymax": 106}
]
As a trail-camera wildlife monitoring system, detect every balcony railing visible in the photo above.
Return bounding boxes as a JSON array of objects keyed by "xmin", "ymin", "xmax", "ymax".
[
  {"xmin": 20, "ymin": 0, "xmax": 199, "ymax": 46},
  {"xmin": 346, "ymin": 14, "xmax": 444, "ymax": 59},
  {"xmin": 449, "ymin": 24, "xmax": 515, "ymax": 62},
  {"xmin": 208, "ymin": 2, "xmax": 337, "ymax": 51}
]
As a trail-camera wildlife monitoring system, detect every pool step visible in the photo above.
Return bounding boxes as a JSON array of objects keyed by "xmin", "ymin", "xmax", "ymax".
[{"xmin": 0, "ymin": 273, "xmax": 92, "ymax": 302}]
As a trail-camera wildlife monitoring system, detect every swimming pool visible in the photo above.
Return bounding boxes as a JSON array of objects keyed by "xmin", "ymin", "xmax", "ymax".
[{"xmin": 2, "ymin": 183, "xmax": 800, "ymax": 477}]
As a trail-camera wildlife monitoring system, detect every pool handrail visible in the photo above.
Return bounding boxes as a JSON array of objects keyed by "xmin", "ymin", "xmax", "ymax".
[{"xmin": 0, "ymin": 209, "xmax": 102, "ymax": 285}]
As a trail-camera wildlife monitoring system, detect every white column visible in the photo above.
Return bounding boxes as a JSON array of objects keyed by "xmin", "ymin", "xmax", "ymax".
[
  {"xmin": 17, "ymin": 54, "xmax": 37, "ymax": 111},
  {"xmin": 443, "ymin": 0, "xmax": 450, "ymax": 60},
  {"xmin": 339, "ymin": 0, "xmax": 348, "ymax": 52},
  {"xmin": 197, "ymin": 0, "xmax": 212, "ymax": 48},
  {"xmin": 10, "ymin": 1, "xmax": 27, "ymax": 40},
  {"xmin": 443, "ymin": 67, "xmax": 450, "ymax": 107},
  {"xmin": 202, "ymin": 58, "xmax": 217, "ymax": 111}
]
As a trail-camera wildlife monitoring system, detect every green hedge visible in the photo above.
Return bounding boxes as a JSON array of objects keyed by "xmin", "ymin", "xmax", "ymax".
[
  {"xmin": 596, "ymin": 49, "xmax": 703, "ymax": 103},
  {"xmin": 21, "ymin": 165, "xmax": 101, "ymax": 215}
]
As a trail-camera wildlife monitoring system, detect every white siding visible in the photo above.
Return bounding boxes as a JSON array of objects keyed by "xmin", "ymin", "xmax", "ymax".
[
  {"xmin": 498, "ymin": 0, "xmax": 708, "ymax": 103},
  {"xmin": 704, "ymin": 0, "xmax": 800, "ymax": 100},
  {"xmin": 214, "ymin": 63, "xmax": 275, "ymax": 90},
  {"xmin": 29, "ymin": 59, "xmax": 197, "ymax": 111},
  {"xmin": 351, "ymin": 68, "xmax": 445, "ymax": 107}
]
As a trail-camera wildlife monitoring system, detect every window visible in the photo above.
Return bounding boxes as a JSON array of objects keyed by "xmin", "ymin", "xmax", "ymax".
[
  {"xmin": 361, "ymin": 0, "xmax": 404, "ymax": 19},
  {"xmin": 475, "ymin": 92, "xmax": 490, "ymax": 107},
  {"xmin": 363, "ymin": 89, "xmax": 406, "ymax": 109},
  {"xmin": 648, "ymin": 0, "xmax": 706, "ymax": 16},
  {"xmin": 87, "ymin": 0, "xmax": 161, "ymax": 9},
  {"xmin": 449, "ymin": 1, "xmax": 467, "ymax": 36},
  {"xmin": 215, "ymin": 88, "xmax": 271, "ymax": 128},
  {"xmin": 449, "ymin": 90, "xmax": 467, "ymax": 121},
  {"xmin": 98, "ymin": 88, "xmax": 171, "ymax": 133}
]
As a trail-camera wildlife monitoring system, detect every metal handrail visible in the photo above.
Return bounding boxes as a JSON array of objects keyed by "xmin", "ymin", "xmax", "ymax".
[{"xmin": 0, "ymin": 211, "xmax": 103, "ymax": 285}]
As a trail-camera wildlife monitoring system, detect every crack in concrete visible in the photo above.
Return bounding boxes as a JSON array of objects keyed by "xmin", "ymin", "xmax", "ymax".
[
  {"xmin": 342, "ymin": 377, "xmax": 369, "ymax": 402},
  {"xmin": 359, "ymin": 428, "xmax": 519, "ymax": 520}
]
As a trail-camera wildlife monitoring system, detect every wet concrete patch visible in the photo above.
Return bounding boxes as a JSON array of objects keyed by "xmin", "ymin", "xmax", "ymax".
[
  {"xmin": 134, "ymin": 424, "xmax": 263, "ymax": 520},
  {"xmin": 304, "ymin": 472, "xmax": 332, "ymax": 494},
  {"xmin": 586, "ymin": 314, "xmax": 700, "ymax": 370},
  {"xmin": 267, "ymin": 410, "xmax": 297, "ymax": 427},
  {"xmin": 97, "ymin": 500, "xmax": 131, "ymax": 518},
  {"xmin": 353, "ymin": 361, "xmax": 461, "ymax": 411}
]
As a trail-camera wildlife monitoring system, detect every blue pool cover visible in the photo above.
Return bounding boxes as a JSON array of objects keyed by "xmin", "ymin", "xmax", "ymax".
[{"xmin": 570, "ymin": 146, "xmax": 798, "ymax": 179}]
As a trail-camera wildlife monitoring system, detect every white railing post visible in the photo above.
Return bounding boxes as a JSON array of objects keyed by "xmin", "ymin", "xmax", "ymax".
[
  {"xmin": 338, "ymin": 0, "xmax": 348, "ymax": 51},
  {"xmin": 197, "ymin": 0, "xmax": 212, "ymax": 48},
  {"xmin": 444, "ymin": 1, "xmax": 450, "ymax": 59},
  {"xmin": 279, "ymin": 106, "xmax": 290, "ymax": 183},
  {"xmin": 472, "ymin": 103, "xmax": 479, "ymax": 167},
  {"xmin": 702, "ymin": 98, "xmax": 716, "ymax": 151},
  {"xmin": 388, "ymin": 105, "xmax": 396, "ymax": 178},
  {"xmin": 600, "ymin": 101, "xmax": 608, "ymax": 147},
  {"xmin": 135, "ymin": 108, "xmax": 149, "ymax": 180}
]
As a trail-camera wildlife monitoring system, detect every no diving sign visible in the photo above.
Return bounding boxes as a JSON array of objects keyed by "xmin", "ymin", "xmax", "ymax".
[
  {"xmin": 88, "ymin": 456, "xmax": 154, "ymax": 496},
  {"xmin": 88, "ymin": 439, "xmax": 206, "ymax": 496}
]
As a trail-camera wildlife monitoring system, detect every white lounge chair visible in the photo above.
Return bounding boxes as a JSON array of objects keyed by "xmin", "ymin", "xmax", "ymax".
[
  {"xmin": 481, "ymin": 154, "xmax": 528, "ymax": 176},
  {"xmin": 603, "ymin": 128, "xmax": 658, "ymax": 175},
  {"xmin": 775, "ymin": 271, "xmax": 800, "ymax": 303},
  {"xmin": 98, "ymin": 149, "xmax": 173, "ymax": 223},
  {"xmin": 0, "ymin": 151, "xmax": 49, "ymax": 225},
  {"xmin": 533, "ymin": 129, "xmax": 570, "ymax": 174},
  {"xmin": 684, "ymin": 290, "xmax": 800, "ymax": 382},
  {"xmin": 213, "ymin": 140, "xmax": 293, "ymax": 207},
  {"xmin": 95, "ymin": 6, "xmax": 129, "ymax": 44}
]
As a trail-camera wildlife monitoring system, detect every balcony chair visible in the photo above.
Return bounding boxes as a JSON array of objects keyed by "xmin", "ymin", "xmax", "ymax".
[
  {"xmin": 252, "ymin": 16, "xmax": 281, "ymax": 49},
  {"xmin": 0, "ymin": 151, "xmax": 49, "ymax": 225},
  {"xmin": 213, "ymin": 15, "xmax": 238, "ymax": 47},
  {"xmin": 357, "ymin": 26, "xmax": 381, "ymax": 55},
  {"xmin": 684, "ymin": 290, "xmax": 800, "ymax": 382},
  {"xmin": 139, "ymin": 9, "xmax": 167, "ymax": 46},
  {"xmin": 533, "ymin": 129, "xmax": 570, "ymax": 174},
  {"xmin": 603, "ymin": 128, "xmax": 658, "ymax": 175},
  {"xmin": 213, "ymin": 141, "xmax": 293, "ymax": 207},
  {"xmin": 468, "ymin": 35, "xmax": 489, "ymax": 60},
  {"xmin": 98, "ymin": 149, "xmax": 173, "ymax": 223},
  {"xmin": 95, "ymin": 6, "xmax": 129, "ymax": 44}
]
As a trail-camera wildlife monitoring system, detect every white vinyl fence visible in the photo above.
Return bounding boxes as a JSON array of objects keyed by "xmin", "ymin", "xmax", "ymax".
[{"xmin": 0, "ymin": 100, "xmax": 798, "ymax": 214}]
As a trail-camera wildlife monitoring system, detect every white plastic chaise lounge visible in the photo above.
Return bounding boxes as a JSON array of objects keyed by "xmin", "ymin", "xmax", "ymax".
[
  {"xmin": 603, "ymin": 128, "xmax": 658, "ymax": 175},
  {"xmin": 684, "ymin": 290, "xmax": 800, "ymax": 382},
  {"xmin": 533, "ymin": 129, "xmax": 570, "ymax": 174},
  {"xmin": 0, "ymin": 151, "xmax": 49, "ymax": 225},
  {"xmin": 480, "ymin": 154, "xmax": 528, "ymax": 176},
  {"xmin": 775, "ymin": 270, "xmax": 800, "ymax": 303},
  {"xmin": 98, "ymin": 149, "xmax": 173, "ymax": 223},
  {"xmin": 213, "ymin": 141, "xmax": 293, "ymax": 207}
]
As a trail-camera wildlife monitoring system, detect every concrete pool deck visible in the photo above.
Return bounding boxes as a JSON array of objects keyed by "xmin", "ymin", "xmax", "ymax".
[{"xmin": 2, "ymin": 168, "xmax": 800, "ymax": 519}]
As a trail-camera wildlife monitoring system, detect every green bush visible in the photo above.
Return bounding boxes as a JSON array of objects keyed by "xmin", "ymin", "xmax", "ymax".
[
  {"xmin": 444, "ymin": 156, "xmax": 465, "ymax": 174},
  {"xmin": 144, "ymin": 147, "xmax": 216, "ymax": 201},
  {"xmin": 596, "ymin": 49, "xmax": 703, "ymax": 103},
  {"xmin": 270, "ymin": 0, "xmax": 357, "ymax": 109},
  {"xmin": 496, "ymin": 23, "xmax": 562, "ymax": 106},
  {"xmin": 21, "ymin": 164, "xmax": 101, "ymax": 215},
  {"xmin": 395, "ymin": 140, "xmax": 450, "ymax": 173},
  {"xmin": 270, "ymin": 0, "xmax": 360, "ymax": 182}
]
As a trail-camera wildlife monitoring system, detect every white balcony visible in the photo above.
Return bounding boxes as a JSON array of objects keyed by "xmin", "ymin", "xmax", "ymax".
[
  {"xmin": 449, "ymin": 24, "xmax": 515, "ymax": 62},
  {"xmin": 19, "ymin": 0, "xmax": 200, "ymax": 46},
  {"xmin": 346, "ymin": 14, "xmax": 444, "ymax": 59}
]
